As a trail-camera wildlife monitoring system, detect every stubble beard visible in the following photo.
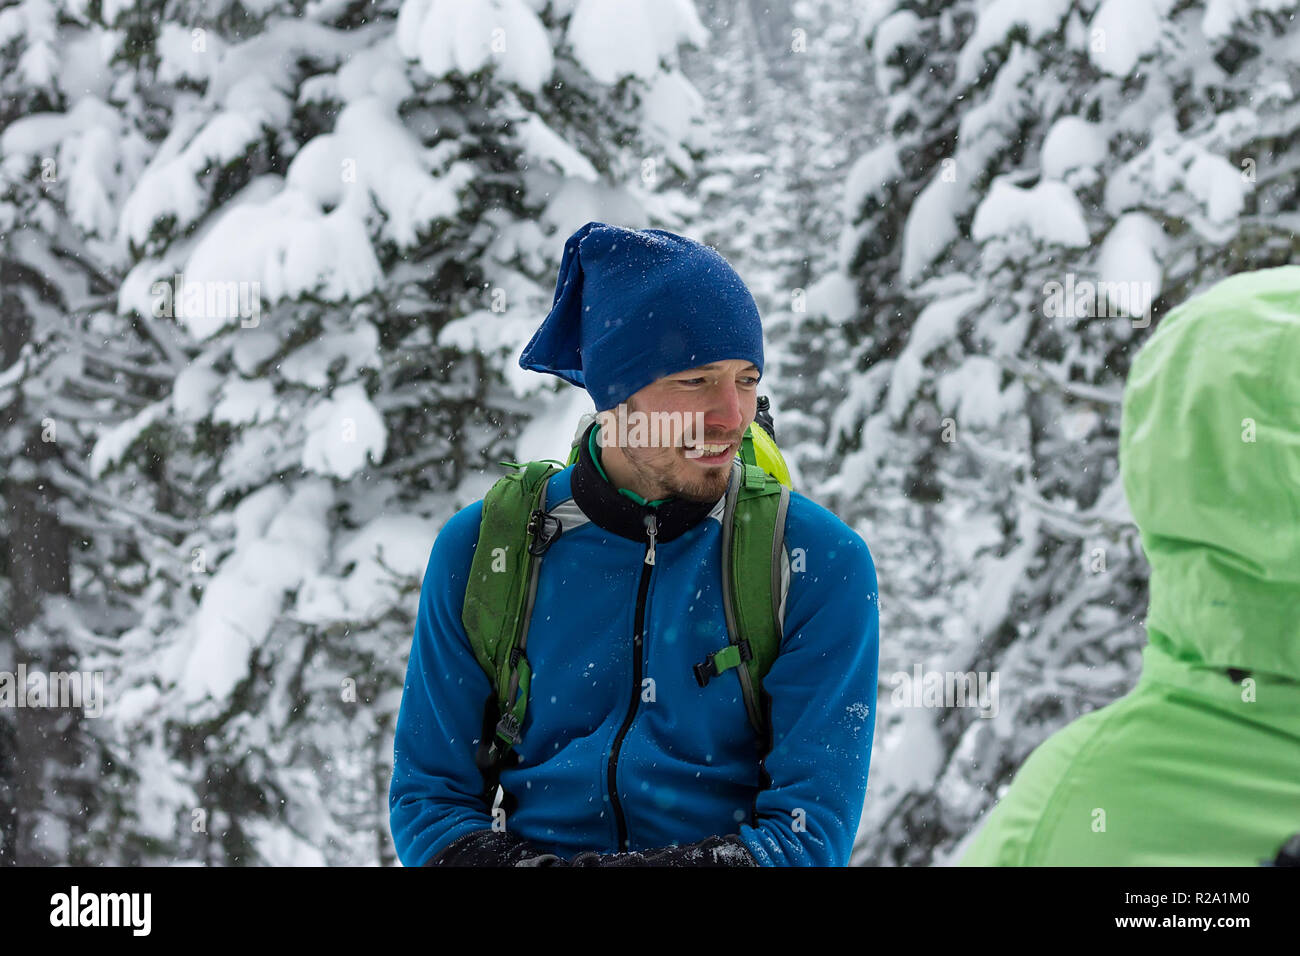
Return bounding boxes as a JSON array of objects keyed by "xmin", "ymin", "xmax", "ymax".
[{"xmin": 624, "ymin": 447, "xmax": 731, "ymax": 504}]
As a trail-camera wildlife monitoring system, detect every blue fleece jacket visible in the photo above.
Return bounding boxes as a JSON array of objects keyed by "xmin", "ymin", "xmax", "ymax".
[{"xmin": 389, "ymin": 453, "xmax": 880, "ymax": 866}]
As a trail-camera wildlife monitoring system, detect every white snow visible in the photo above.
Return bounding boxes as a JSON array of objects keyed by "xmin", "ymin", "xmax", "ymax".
[
  {"xmin": 57, "ymin": 27, "xmax": 120, "ymax": 100},
  {"xmin": 830, "ymin": 411, "xmax": 894, "ymax": 499},
  {"xmin": 211, "ymin": 427, "xmax": 293, "ymax": 506},
  {"xmin": 1088, "ymin": 0, "xmax": 1174, "ymax": 76},
  {"xmin": 175, "ymin": 185, "xmax": 378, "ymax": 339},
  {"xmin": 853, "ymin": 0, "xmax": 900, "ymax": 45},
  {"xmin": 244, "ymin": 818, "xmax": 328, "ymax": 867},
  {"xmin": 116, "ymin": 17, "xmax": 375, "ymax": 254},
  {"xmin": 338, "ymin": 514, "xmax": 438, "ymax": 582},
  {"xmin": 59, "ymin": 122, "xmax": 120, "ymax": 238},
  {"xmin": 295, "ymin": 512, "xmax": 439, "ymax": 625},
  {"xmin": 171, "ymin": 361, "xmax": 224, "ymax": 421},
  {"xmin": 871, "ymin": 10, "xmax": 922, "ymax": 92},
  {"xmin": 0, "ymin": 0, "xmax": 57, "ymax": 88},
  {"xmin": 105, "ymin": 684, "xmax": 161, "ymax": 727},
  {"xmin": 844, "ymin": 143, "xmax": 902, "ymax": 216},
  {"xmin": 1202, "ymin": 0, "xmax": 1297, "ymax": 39},
  {"xmin": 233, "ymin": 484, "xmax": 289, "ymax": 546},
  {"xmin": 1095, "ymin": 212, "xmax": 1169, "ymax": 319},
  {"xmin": 956, "ymin": 0, "xmax": 1071, "ymax": 85},
  {"xmin": 909, "ymin": 289, "xmax": 985, "ymax": 359},
  {"xmin": 123, "ymin": 739, "xmax": 200, "ymax": 841},
  {"xmin": 970, "ymin": 512, "xmax": 1040, "ymax": 638},
  {"xmin": 1104, "ymin": 133, "xmax": 1251, "ymax": 239},
  {"xmin": 565, "ymin": 0, "xmax": 707, "ymax": 85},
  {"xmin": 971, "ymin": 177, "xmax": 1090, "ymax": 247},
  {"xmin": 230, "ymin": 326, "xmax": 281, "ymax": 376},
  {"xmin": 539, "ymin": 180, "xmax": 648, "ymax": 249},
  {"xmin": 856, "ymin": 704, "xmax": 944, "ymax": 836},
  {"xmin": 872, "ymin": 10, "xmax": 922, "ymax": 60},
  {"xmin": 638, "ymin": 69, "xmax": 708, "ymax": 168},
  {"xmin": 513, "ymin": 385, "xmax": 596, "ymax": 468},
  {"xmin": 900, "ymin": 174, "xmax": 966, "ymax": 283},
  {"xmin": 1040, "ymin": 116, "xmax": 1107, "ymax": 182},
  {"xmin": 936, "ymin": 356, "xmax": 1006, "ymax": 430},
  {"xmin": 0, "ymin": 93, "xmax": 116, "ymax": 154},
  {"xmin": 118, "ymin": 75, "xmax": 292, "ymax": 252},
  {"xmin": 803, "ymin": 271, "xmax": 859, "ymax": 324},
  {"xmin": 212, "ymin": 378, "xmax": 277, "ymax": 427},
  {"xmin": 482, "ymin": 216, "xmax": 550, "ymax": 274},
  {"xmin": 279, "ymin": 321, "xmax": 382, "ymax": 388},
  {"xmin": 156, "ymin": 22, "xmax": 224, "ymax": 85},
  {"xmin": 114, "ymin": 261, "xmax": 193, "ymax": 326},
  {"xmin": 89, "ymin": 400, "xmax": 170, "ymax": 479},
  {"xmin": 300, "ymin": 383, "xmax": 388, "ymax": 479},
  {"xmin": 334, "ymin": 36, "xmax": 415, "ymax": 107},
  {"xmin": 286, "ymin": 94, "xmax": 477, "ymax": 248},
  {"xmin": 1185, "ymin": 151, "xmax": 1248, "ymax": 222},
  {"xmin": 885, "ymin": 353, "xmax": 924, "ymax": 423},
  {"xmin": 829, "ymin": 358, "xmax": 894, "ymax": 447},
  {"xmin": 1086, "ymin": 475, "xmax": 1136, "ymax": 528},
  {"xmin": 1, "ymin": 95, "xmax": 123, "ymax": 237},
  {"xmin": 396, "ymin": 0, "xmax": 554, "ymax": 93},
  {"xmin": 957, "ymin": 42, "xmax": 1036, "ymax": 173},
  {"xmin": 886, "ymin": 289, "xmax": 984, "ymax": 423},
  {"xmin": 179, "ymin": 478, "xmax": 333, "ymax": 707},
  {"xmin": 440, "ymin": 308, "xmax": 540, "ymax": 357},
  {"xmin": 509, "ymin": 110, "xmax": 599, "ymax": 182}
]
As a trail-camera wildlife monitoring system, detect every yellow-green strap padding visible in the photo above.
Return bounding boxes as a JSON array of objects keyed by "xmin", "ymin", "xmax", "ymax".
[
  {"xmin": 724, "ymin": 460, "xmax": 786, "ymax": 735},
  {"xmin": 709, "ymin": 643, "xmax": 746, "ymax": 673}
]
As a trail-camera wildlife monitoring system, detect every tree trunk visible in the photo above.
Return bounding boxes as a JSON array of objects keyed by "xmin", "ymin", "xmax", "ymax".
[{"xmin": 1, "ymin": 257, "xmax": 75, "ymax": 866}]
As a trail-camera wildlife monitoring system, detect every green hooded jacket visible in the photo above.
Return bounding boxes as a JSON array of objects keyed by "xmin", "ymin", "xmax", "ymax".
[{"xmin": 959, "ymin": 266, "xmax": 1300, "ymax": 866}]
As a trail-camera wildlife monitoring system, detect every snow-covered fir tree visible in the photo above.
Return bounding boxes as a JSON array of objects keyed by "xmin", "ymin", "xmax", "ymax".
[
  {"xmin": 830, "ymin": 0, "xmax": 1300, "ymax": 865},
  {"xmin": 1, "ymin": 0, "xmax": 713, "ymax": 864}
]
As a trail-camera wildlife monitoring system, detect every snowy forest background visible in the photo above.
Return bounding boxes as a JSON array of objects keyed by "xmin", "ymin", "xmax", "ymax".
[{"xmin": 1, "ymin": 0, "xmax": 1295, "ymax": 866}]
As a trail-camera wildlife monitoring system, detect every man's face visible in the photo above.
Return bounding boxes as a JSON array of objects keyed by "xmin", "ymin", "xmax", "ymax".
[{"xmin": 597, "ymin": 359, "xmax": 759, "ymax": 504}]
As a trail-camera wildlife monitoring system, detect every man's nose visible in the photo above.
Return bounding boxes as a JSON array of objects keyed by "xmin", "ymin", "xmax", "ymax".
[{"xmin": 705, "ymin": 382, "xmax": 745, "ymax": 437}]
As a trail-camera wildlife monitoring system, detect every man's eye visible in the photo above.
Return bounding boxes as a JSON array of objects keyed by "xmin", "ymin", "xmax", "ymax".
[{"xmin": 676, "ymin": 376, "xmax": 759, "ymax": 386}]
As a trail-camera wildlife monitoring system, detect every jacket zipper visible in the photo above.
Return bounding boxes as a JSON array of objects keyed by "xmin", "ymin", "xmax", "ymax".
[{"xmin": 607, "ymin": 511, "xmax": 657, "ymax": 852}]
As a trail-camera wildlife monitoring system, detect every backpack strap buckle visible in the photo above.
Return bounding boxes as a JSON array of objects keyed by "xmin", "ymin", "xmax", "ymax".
[
  {"xmin": 693, "ymin": 640, "xmax": 753, "ymax": 687},
  {"xmin": 526, "ymin": 509, "xmax": 562, "ymax": 556},
  {"xmin": 494, "ymin": 712, "xmax": 522, "ymax": 748}
]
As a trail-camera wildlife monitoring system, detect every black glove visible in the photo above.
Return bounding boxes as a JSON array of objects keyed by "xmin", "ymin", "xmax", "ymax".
[
  {"xmin": 567, "ymin": 834, "xmax": 758, "ymax": 867},
  {"xmin": 1267, "ymin": 832, "xmax": 1300, "ymax": 866},
  {"xmin": 423, "ymin": 829, "xmax": 568, "ymax": 867}
]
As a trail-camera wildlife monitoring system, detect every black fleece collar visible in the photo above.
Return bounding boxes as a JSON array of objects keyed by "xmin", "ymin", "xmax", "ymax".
[{"xmin": 569, "ymin": 420, "xmax": 726, "ymax": 544}]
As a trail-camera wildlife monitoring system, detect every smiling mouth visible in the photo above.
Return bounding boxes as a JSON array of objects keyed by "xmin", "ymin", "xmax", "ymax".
[{"xmin": 682, "ymin": 441, "xmax": 736, "ymax": 462}]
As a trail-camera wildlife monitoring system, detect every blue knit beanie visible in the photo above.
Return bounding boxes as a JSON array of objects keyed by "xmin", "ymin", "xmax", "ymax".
[{"xmin": 518, "ymin": 221, "xmax": 764, "ymax": 412}]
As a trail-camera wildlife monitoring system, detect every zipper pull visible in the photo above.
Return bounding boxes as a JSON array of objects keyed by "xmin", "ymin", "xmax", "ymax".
[{"xmin": 644, "ymin": 512, "xmax": 657, "ymax": 566}]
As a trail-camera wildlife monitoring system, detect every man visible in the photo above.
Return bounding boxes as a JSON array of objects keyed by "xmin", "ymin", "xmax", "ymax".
[
  {"xmin": 389, "ymin": 221, "xmax": 880, "ymax": 866},
  {"xmin": 958, "ymin": 266, "xmax": 1300, "ymax": 866}
]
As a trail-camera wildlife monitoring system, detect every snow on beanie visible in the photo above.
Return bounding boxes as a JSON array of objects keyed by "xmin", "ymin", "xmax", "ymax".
[{"xmin": 518, "ymin": 221, "xmax": 764, "ymax": 412}]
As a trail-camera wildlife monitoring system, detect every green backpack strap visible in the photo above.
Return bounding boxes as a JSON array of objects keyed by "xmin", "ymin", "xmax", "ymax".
[
  {"xmin": 462, "ymin": 459, "xmax": 565, "ymax": 788},
  {"xmin": 693, "ymin": 460, "xmax": 790, "ymax": 740}
]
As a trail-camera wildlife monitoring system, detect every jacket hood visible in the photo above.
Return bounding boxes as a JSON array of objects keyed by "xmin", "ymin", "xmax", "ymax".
[{"xmin": 1120, "ymin": 266, "xmax": 1300, "ymax": 680}]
